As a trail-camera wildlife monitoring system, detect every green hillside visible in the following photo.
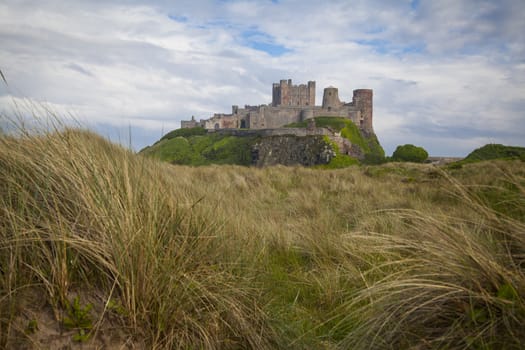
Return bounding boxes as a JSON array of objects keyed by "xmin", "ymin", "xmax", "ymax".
[
  {"xmin": 141, "ymin": 131, "xmax": 259, "ymax": 165},
  {"xmin": 464, "ymin": 144, "xmax": 525, "ymax": 162},
  {"xmin": 141, "ymin": 117, "xmax": 385, "ymax": 167},
  {"xmin": 449, "ymin": 144, "xmax": 525, "ymax": 168}
]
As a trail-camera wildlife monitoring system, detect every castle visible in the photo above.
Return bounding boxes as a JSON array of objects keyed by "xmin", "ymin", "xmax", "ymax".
[{"xmin": 181, "ymin": 79, "xmax": 373, "ymax": 133}]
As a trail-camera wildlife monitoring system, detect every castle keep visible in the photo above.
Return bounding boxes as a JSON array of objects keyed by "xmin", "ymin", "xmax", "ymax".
[{"xmin": 181, "ymin": 79, "xmax": 373, "ymax": 133}]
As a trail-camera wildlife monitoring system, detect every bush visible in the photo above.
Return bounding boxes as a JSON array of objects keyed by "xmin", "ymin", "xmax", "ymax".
[
  {"xmin": 392, "ymin": 144, "xmax": 428, "ymax": 163},
  {"xmin": 362, "ymin": 153, "xmax": 387, "ymax": 165}
]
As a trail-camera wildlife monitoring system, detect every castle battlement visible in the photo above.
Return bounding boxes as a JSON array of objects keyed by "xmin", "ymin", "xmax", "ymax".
[{"xmin": 181, "ymin": 79, "xmax": 373, "ymax": 133}]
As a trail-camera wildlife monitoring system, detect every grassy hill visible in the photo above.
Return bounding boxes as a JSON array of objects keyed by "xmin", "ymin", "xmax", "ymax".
[
  {"xmin": 143, "ymin": 133, "xmax": 258, "ymax": 165},
  {"xmin": 1, "ymin": 125, "xmax": 524, "ymax": 348},
  {"xmin": 140, "ymin": 127, "xmax": 258, "ymax": 165},
  {"xmin": 140, "ymin": 117, "xmax": 385, "ymax": 167},
  {"xmin": 448, "ymin": 144, "xmax": 525, "ymax": 169},
  {"xmin": 463, "ymin": 143, "xmax": 525, "ymax": 162}
]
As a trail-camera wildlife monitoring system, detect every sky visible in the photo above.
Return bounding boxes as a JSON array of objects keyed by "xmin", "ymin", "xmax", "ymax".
[{"xmin": 0, "ymin": 0, "xmax": 524, "ymax": 156}]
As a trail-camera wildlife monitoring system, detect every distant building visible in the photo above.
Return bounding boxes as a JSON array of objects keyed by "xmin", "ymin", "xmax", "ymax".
[
  {"xmin": 181, "ymin": 79, "xmax": 374, "ymax": 133},
  {"xmin": 180, "ymin": 115, "xmax": 199, "ymax": 129}
]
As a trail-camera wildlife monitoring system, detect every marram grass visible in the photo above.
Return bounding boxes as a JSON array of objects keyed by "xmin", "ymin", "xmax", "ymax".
[
  {"xmin": 0, "ymin": 126, "xmax": 274, "ymax": 349},
  {"xmin": 0, "ymin": 121, "xmax": 524, "ymax": 349}
]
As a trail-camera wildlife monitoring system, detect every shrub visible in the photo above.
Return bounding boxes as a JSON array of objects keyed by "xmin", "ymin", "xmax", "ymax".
[
  {"xmin": 362, "ymin": 153, "xmax": 387, "ymax": 165},
  {"xmin": 392, "ymin": 144, "xmax": 428, "ymax": 163}
]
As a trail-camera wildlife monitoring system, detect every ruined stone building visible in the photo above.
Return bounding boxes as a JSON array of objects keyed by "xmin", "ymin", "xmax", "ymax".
[{"xmin": 181, "ymin": 79, "xmax": 374, "ymax": 133}]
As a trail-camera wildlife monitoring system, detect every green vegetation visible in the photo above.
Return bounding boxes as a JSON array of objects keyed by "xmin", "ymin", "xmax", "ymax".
[
  {"xmin": 392, "ymin": 144, "xmax": 429, "ymax": 163},
  {"xmin": 463, "ymin": 144, "xmax": 525, "ymax": 163},
  {"xmin": 286, "ymin": 117, "xmax": 385, "ymax": 163},
  {"xmin": 447, "ymin": 144, "xmax": 525, "ymax": 170},
  {"xmin": 1, "ymin": 119, "xmax": 524, "ymax": 348},
  {"xmin": 317, "ymin": 135, "xmax": 359, "ymax": 169},
  {"xmin": 141, "ymin": 132, "xmax": 259, "ymax": 165},
  {"xmin": 143, "ymin": 118, "xmax": 385, "ymax": 167},
  {"xmin": 160, "ymin": 126, "xmax": 207, "ymax": 140},
  {"xmin": 25, "ymin": 320, "xmax": 38, "ymax": 334},
  {"xmin": 63, "ymin": 296, "xmax": 93, "ymax": 342}
]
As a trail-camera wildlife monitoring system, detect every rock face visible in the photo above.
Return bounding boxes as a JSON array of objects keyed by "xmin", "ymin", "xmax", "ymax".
[
  {"xmin": 252, "ymin": 135, "xmax": 335, "ymax": 167},
  {"xmin": 330, "ymin": 134, "xmax": 365, "ymax": 159}
]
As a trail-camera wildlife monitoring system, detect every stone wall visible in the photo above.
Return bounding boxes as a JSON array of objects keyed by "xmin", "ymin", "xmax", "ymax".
[
  {"xmin": 352, "ymin": 89, "xmax": 373, "ymax": 131},
  {"xmin": 322, "ymin": 87, "xmax": 342, "ymax": 109},
  {"xmin": 210, "ymin": 127, "xmax": 332, "ymax": 138},
  {"xmin": 272, "ymin": 79, "xmax": 315, "ymax": 107},
  {"xmin": 180, "ymin": 116, "xmax": 199, "ymax": 128},
  {"xmin": 252, "ymin": 135, "xmax": 335, "ymax": 167},
  {"xmin": 212, "ymin": 127, "xmax": 368, "ymax": 162}
]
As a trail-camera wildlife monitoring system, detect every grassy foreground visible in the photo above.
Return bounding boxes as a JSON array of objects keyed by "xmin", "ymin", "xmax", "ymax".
[{"xmin": 1, "ymin": 126, "xmax": 524, "ymax": 349}]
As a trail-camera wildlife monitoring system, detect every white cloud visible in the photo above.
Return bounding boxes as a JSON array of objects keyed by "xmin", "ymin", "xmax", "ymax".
[{"xmin": 0, "ymin": 0, "xmax": 524, "ymax": 155}]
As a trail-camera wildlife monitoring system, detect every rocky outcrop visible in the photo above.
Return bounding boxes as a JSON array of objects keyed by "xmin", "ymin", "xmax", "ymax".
[
  {"xmin": 330, "ymin": 134, "xmax": 365, "ymax": 159},
  {"xmin": 252, "ymin": 135, "xmax": 335, "ymax": 167}
]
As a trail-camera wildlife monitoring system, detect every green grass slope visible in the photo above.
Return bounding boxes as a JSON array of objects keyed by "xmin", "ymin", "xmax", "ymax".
[
  {"xmin": 141, "ymin": 130, "xmax": 259, "ymax": 166},
  {"xmin": 449, "ymin": 144, "xmax": 525, "ymax": 169},
  {"xmin": 464, "ymin": 143, "xmax": 525, "ymax": 162}
]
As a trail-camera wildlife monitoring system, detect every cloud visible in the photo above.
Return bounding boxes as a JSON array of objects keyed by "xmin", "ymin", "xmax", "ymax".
[{"xmin": 0, "ymin": 0, "xmax": 524, "ymax": 155}]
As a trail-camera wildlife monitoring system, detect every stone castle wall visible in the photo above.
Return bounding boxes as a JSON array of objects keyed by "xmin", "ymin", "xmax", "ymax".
[
  {"xmin": 180, "ymin": 116, "xmax": 199, "ymax": 128},
  {"xmin": 209, "ymin": 127, "xmax": 332, "ymax": 138},
  {"xmin": 182, "ymin": 79, "xmax": 374, "ymax": 133},
  {"xmin": 272, "ymin": 79, "xmax": 316, "ymax": 107}
]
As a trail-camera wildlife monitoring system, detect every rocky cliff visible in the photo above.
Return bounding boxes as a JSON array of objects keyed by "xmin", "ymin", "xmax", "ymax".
[{"xmin": 252, "ymin": 135, "xmax": 335, "ymax": 166}]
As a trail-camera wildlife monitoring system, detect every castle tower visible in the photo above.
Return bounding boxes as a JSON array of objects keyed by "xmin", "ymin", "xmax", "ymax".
[
  {"xmin": 281, "ymin": 79, "xmax": 291, "ymax": 105},
  {"xmin": 322, "ymin": 87, "xmax": 342, "ymax": 109},
  {"xmin": 272, "ymin": 83, "xmax": 280, "ymax": 107},
  {"xmin": 307, "ymin": 81, "xmax": 315, "ymax": 106},
  {"xmin": 272, "ymin": 79, "xmax": 316, "ymax": 107},
  {"xmin": 352, "ymin": 89, "xmax": 373, "ymax": 132}
]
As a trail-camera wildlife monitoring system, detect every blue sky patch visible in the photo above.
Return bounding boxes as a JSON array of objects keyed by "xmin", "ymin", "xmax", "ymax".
[
  {"xmin": 168, "ymin": 14, "xmax": 188, "ymax": 23},
  {"xmin": 241, "ymin": 29, "xmax": 291, "ymax": 56}
]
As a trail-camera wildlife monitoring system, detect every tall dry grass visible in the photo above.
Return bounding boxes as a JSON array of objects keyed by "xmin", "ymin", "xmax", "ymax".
[
  {"xmin": 0, "ymin": 124, "xmax": 274, "ymax": 348},
  {"xmin": 330, "ymin": 164, "xmax": 525, "ymax": 349},
  {"xmin": 1, "ymin": 118, "xmax": 524, "ymax": 349}
]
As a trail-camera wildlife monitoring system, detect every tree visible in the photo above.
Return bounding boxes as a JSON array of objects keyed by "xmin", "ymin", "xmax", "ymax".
[{"xmin": 392, "ymin": 144, "xmax": 428, "ymax": 163}]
